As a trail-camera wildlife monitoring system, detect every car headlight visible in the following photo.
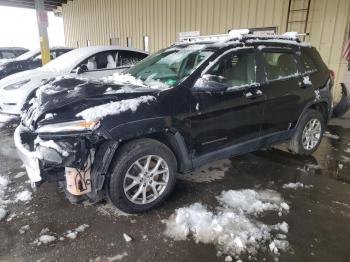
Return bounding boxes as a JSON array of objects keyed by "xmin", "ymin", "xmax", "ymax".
[
  {"xmin": 36, "ymin": 120, "xmax": 100, "ymax": 133},
  {"xmin": 3, "ymin": 79, "xmax": 30, "ymax": 90}
]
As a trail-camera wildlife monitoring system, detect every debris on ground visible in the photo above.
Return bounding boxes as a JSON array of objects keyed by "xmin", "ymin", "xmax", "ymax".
[
  {"xmin": 19, "ymin": 224, "xmax": 30, "ymax": 234},
  {"xmin": 123, "ymin": 233, "xmax": 133, "ymax": 242}
]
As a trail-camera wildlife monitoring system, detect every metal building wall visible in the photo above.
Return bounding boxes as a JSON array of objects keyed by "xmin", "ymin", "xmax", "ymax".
[{"xmin": 62, "ymin": 0, "xmax": 350, "ymax": 99}]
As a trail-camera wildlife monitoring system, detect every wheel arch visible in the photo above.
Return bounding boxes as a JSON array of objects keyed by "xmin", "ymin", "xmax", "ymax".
[{"xmin": 307, "ymin": 101, "xmax": 330, "ymax": 124}]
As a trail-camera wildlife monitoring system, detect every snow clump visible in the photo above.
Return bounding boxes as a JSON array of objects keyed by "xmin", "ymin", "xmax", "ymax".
[{"xmin": 164, "ymin": 189, "xmax": 290, "ymax": 259}]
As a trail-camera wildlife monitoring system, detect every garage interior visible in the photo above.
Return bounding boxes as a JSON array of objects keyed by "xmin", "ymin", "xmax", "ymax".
[{"xmin": 0, "ymin": 1, "xmax": 350, "ymax": 262}]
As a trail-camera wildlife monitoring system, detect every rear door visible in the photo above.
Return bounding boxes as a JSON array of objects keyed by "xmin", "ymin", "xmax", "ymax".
[
  {"xmin": 189, "ymin": 48, "xmax": 265, "ymax": 156},
  {"xmin": 258, "ymin": 47, "xmax": 308, "ymax": 135}
]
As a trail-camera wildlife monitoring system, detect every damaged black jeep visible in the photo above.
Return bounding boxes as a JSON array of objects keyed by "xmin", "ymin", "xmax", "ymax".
[{"xmin": 15, "ymin": 32, "xmax": 333, "ymax": 213}]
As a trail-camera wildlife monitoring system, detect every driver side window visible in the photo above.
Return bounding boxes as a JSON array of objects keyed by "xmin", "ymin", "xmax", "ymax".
[{"xmin": 207, "ymin": 51, "xmax": 257, "ymax": 87}]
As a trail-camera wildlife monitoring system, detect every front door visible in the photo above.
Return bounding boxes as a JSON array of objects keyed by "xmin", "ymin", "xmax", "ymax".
[{"xmin": 189, "ymin": 48, "xmax": 265, "ymax": 157}]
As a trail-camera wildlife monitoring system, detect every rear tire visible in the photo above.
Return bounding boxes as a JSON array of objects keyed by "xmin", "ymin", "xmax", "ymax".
[
  {"xmin": 107, "ymin": 138, "xmax": 177, "ymax": 214},
  {"xmin": 289, "ymin": 109, "xmax": 325, "ymax": 155}
]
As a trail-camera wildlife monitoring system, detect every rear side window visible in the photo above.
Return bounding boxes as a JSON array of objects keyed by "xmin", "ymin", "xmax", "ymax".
[
  {"xmin": 262, "ymin": 52, "xmax": 298, "ymax": 80},
  {"xmin": 300, "ymin": 50, "xmax": 318, "ymax": 73},
  {"xmin": 207, "ymin": 51, "xmax": 257, "ymax": 87}
]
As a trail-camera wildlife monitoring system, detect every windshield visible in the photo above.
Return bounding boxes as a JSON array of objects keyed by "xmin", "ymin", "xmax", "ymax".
[
  {"xmin": 43, "ymin": 49, "xmax": 79, "ymax": 72},
  {"xmin": 15, "ymin": 49, "xmax": 40, "ymax": 61},
  {"xmin": 127, "ymin": 45, "xmax": 213, "ymax": 87}
]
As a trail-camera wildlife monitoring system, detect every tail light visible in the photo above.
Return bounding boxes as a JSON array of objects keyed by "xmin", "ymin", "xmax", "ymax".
[{"xmin": 330, "ymin": 70, "xmax": 335, "ymax": 80}]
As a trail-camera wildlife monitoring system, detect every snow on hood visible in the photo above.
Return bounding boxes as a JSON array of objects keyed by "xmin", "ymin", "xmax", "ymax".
[{"xmin": 76, "ymin": 95, "xmax": 156, "ymax": 121}]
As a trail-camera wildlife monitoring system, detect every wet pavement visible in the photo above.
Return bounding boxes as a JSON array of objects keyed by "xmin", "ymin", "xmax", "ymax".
[{"xmin": 0, "ymin": 114, "xmax": 350, "ymax": 262}]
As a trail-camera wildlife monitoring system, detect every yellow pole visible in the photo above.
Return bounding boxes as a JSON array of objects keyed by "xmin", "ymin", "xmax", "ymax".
[{"xmin": 35, "ymin": 0, "xmax": 51, "ymax": 65}]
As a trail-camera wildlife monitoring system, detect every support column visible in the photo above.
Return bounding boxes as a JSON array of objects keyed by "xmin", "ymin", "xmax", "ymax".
[{"xmin": 35, "ymin": 0, "xmax": 51, "ymax": 65}]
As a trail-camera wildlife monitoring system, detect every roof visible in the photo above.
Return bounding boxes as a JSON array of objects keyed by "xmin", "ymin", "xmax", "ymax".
[{"xmin": 0, "ymin": 0, "xmax": 69, "ymax": 11}]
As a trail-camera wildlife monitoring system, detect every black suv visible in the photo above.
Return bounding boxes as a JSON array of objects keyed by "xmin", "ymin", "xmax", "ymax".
[{"xmin": 15, "ymin": 33, "xmax": 333, "ymax": 213}]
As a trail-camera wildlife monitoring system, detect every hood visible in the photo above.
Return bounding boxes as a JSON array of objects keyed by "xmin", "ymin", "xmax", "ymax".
[
  {"xmin": 0, "ymin": 68, "xmax": 57, "ymax": 89},
  {"xmin": 22, "ymin": 77, "xmax": 159, "ymax": 130}
]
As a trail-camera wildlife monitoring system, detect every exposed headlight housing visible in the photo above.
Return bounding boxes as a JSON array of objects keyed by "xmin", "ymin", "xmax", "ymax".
[
  {"xmin": 3, "ymin": 79, "xmax": 30, "ymax": 90},
  {"xmin": 36, "ymin": 120, "xmax": 100, "ymax": 133}
]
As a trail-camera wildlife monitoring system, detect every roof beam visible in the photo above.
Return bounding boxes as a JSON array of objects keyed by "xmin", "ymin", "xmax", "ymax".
[{"xmin": 0, "ymin": 0, "xmax": 67, "ymax": 11}]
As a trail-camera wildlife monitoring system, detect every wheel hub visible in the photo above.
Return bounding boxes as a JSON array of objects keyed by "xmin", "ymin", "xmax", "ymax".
[
  {"xmin": 302, "ymin": 118, "xmax": 322, "ymax": 150},
  {"xmin": 123, "ymin": 155, "xmax": 169, "ymax": 205}
]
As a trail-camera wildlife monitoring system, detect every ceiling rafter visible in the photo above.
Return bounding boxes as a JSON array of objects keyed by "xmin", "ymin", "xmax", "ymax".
[{"xmin": 0, "ymin": 0, "xmax": 70, "ymax": 11}]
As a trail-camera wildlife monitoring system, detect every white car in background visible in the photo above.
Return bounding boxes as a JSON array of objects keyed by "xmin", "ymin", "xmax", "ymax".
[{"xmin": 0, "ymin": 45, "xmax": 148, "ymax": 122}]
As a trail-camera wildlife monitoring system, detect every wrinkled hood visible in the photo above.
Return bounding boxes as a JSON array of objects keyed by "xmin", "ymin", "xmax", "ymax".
[
  {"xmin": 0, "ymin": 68, "xmax": 57, "ymax": 89},
  {"xmin": 22, "ymin": 77, "xmax": 159, "ymax": 130}
]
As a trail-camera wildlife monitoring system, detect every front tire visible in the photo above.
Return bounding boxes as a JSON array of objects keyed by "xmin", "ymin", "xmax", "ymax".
[
  {"xmin": 107, "ymin": 139, "xmax": 177, "ymax": 213},
  {"xmin": 289, "ymin": 109, "xmax": 325, "ymax": 155}
]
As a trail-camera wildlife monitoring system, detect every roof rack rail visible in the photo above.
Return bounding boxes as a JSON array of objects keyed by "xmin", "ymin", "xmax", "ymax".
[
  {"xmin": 179, "ymin": 29, "xmax": 250, "ymax": 43},
  {"xmin": 178, "ymin": 29, "xmax": 305, "ymax": 44}
]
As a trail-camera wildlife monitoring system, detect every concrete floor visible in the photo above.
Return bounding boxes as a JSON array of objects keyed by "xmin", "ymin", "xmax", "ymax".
[{"xmin": 0, "ymin": 115, "xmax": 350, "ymax": 262}]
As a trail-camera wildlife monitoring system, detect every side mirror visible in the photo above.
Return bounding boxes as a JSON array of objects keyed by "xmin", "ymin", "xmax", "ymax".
[
  {"xmin": 76, "ymin": 64, "xmax": 88, "ymax": 75},
  {"xmin": 193, "ymin": 74, "xmax": 229, "ymax": 92}
]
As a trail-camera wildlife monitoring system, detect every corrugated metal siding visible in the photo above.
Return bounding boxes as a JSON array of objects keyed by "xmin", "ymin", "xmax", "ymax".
[{"xmin": 62, "ymin": 0, "xmax": 350, "ymax": 99}]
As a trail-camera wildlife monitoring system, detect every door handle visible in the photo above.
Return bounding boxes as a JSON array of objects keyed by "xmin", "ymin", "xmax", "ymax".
[{"xmin": 244, "ymin": 89, "xmax": 263, "ymax": 99}]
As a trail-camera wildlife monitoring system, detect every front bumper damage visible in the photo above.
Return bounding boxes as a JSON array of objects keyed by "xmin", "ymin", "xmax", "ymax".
[{"xmin": 14, "ymin": 125, "xmax": 118, "ymax": 202}]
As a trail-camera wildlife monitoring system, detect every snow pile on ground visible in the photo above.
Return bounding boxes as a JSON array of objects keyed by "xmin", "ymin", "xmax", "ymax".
[
  {"xmin": 76, "ymin": 96, "xmax": 156, "ymax": 121},
  {"xmin": 33, "ymin": 224, "xmax": 89, "ymax": 245},
  {"xmin": 179, "ymin": 159, "xmax": 231, "ymax": 183},
  {"xmin": 19, "ymin": 225, "xmax": 30, "ymax": 234},
  {"xmin": 283, "ymin": 182, "xmax": 306, "ymax": 190},
  {"xmin": 65, "ymin": 224, "xmax": 89, "ymax": 239},
  {"xmin": 14, "ymin": 190, "xmax": 32, "ymax": 202},
  {"xmin": 0, "ymin": 175, "xmax": 9, "ymax": 221},
  {"xmin": 217, "ymin": 189, "xmax": 290, "ymax": 215},
  {"xmin": 33, "ymin": 228, "xmax": 56, "ymax": 246},
  {"xmin": 164, "ymin": 189, "xmax": 290, "ymax": 259}
]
